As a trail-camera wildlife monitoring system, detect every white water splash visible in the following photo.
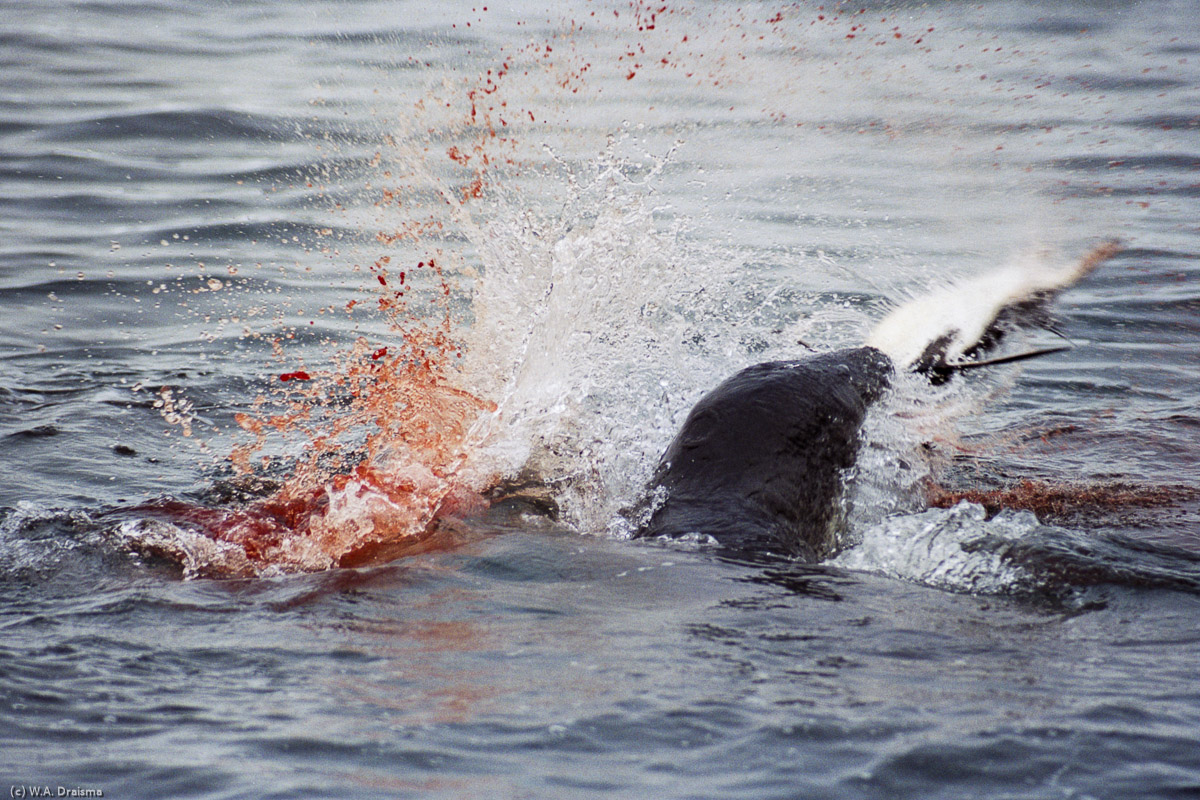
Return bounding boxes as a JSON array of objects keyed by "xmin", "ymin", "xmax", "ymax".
[
  {"xmin": 833, "ymin": 501, "xmax": 1043, "ymax": 595},
  {"xmin": 454, "ymin": 141, "xmax": 838, "ymax": 534},
  {"xmin": 115, "ymin": 518, "xmax": 260, "ymax": 580}
]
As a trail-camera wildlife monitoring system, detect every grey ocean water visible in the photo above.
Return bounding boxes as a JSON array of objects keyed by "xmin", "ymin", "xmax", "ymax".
[{"xmin": 2, "ymin": 1, "xmax": 1199, "ymax": 797}]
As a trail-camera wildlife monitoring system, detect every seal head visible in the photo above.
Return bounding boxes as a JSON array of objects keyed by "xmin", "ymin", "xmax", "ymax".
[{"xmin": 634, "ymin": 346, "xmax": 893, "ymax": 561}]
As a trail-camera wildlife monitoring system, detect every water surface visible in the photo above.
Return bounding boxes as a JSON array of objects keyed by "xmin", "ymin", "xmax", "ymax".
[{"xmin": 2, "ymin": 1, "xmax": 1198, "ymax": 797}]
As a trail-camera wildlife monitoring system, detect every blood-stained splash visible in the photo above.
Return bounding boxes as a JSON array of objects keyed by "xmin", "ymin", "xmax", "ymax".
[
  {"xmin": 123, "ymin": 251, "xmax": 498, "ymax": 576},
  {"xmin": 117, "ymin": 2, "xmax": 1174, "ymax": 578},
  {"xmin": 120, "ymin": 7, "xmax": 619, "ymax": 576}
]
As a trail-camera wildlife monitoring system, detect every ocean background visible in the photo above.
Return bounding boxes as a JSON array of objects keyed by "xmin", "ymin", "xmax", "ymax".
[{"xmin": 2, "ymin": 0, "xmax": 1198, "ymax": 797}]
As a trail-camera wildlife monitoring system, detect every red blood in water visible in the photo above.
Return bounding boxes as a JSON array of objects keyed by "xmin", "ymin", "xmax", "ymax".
[{"xmin": 279, "ymin": 371, "xmax": 311, "ymax": 382}]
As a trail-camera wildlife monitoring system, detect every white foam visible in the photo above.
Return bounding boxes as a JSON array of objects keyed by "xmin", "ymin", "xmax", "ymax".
[
  {"xmin": 114, "ymin": 518, "xmax": 261, "ymax": 579},
  {"xmin": 450, "ymin": 140, "xmax": 798, "ymax": 533},
  {"xmin": 833, "ymin": 501, "xmax": 1043, "ymax": 595}
]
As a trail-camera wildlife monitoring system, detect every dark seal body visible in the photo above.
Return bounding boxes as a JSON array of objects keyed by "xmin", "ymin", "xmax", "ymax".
[{"xmin": 634, "ymin": 347, "xmax": 893, "ymax": 561}]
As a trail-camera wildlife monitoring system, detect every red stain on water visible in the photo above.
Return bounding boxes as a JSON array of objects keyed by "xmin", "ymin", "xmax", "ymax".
[
  {"xmin": 926, "ymin": 478, "xmax": 1197, "ymax": 521},
  {"xmin": 224, "ymin": 251, "xmax": 499, "ymax": 572},
  {"xmin": 143, "ymin": 236, "xmax": 503, "ymax": 576}
]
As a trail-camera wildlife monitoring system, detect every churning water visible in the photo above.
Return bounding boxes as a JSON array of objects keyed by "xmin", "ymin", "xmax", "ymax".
[{"xmin": 2, "ymin": 1, "xmax": 1198, "ymax": 797}]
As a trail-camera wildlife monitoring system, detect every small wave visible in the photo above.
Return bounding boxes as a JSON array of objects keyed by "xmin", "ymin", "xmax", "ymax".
[
  {"xmin": 835, "ymin": 500, "xmax": 1200, "ymax": 597},
  {"xmin": 39, "ymin": 108, "xmax": 289, "ymax": 145},
  {"xmin": 0, "ymin": 503, "xmax": 117, "ymax": 586},
  {"xmin": 834, "ymin": 502, "xmax": 1036, "ymax": 595},
  {"xmin": 113, "ymin": 517, "xmax": 257, "ymax": 580}
]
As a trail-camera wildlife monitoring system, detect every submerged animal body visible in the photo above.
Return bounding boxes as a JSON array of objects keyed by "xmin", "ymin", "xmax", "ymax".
[{"xmin": 634, "ymin": 243, "xmax": 1120, "ymax": 560}]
